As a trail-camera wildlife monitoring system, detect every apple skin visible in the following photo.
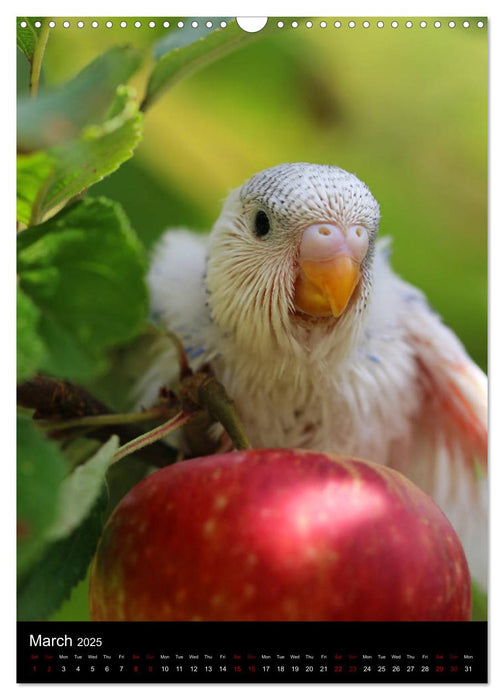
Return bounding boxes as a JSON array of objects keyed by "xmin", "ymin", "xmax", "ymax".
[{"xmin": 89, "ymin": 450, "xmax": 471, "ymax": 621}]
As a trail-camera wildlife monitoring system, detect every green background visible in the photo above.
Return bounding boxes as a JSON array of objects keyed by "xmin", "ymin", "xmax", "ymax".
[{"xmin": 18, "ymin": 17, "xmax": 487, "ymax": 619}]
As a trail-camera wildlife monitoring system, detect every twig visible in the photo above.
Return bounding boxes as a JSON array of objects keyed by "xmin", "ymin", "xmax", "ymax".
[
  {"xmin": 37, "ymin": 407, "xmax": 169, "ymax": 432},
  {"xmin": 111, "ymin": 411, "xmax": 198, "ymax": 465}
]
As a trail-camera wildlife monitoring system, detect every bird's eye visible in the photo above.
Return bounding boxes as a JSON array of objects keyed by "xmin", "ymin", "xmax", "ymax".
[{"xmin": 254, "ymin": 210, "xmax": 271, "ymax": 238}]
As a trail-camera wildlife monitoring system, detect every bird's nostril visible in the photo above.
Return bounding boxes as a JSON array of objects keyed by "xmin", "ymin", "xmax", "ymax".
[
  {"xmin": 318, "ymin": 226, "xmax": 332, "ymax": 237},
  {"xmin": 355, "ymin": 228, "xmax": 362, "ymax": 238}
]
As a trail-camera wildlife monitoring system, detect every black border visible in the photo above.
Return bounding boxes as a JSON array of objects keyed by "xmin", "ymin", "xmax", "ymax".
[{"xmin": 18, "ymin": 621, "xmax": 488, "ymax": 683}]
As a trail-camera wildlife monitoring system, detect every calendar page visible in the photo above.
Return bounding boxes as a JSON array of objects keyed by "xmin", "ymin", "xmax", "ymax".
[{"xmin": 16, "ymin": 16, "xmax": 488, "ymax": 683}]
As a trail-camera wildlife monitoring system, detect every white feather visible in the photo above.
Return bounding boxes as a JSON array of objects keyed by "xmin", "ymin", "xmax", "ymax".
[{"xmin": 147, "ymin": 229, "xmax": 211, "ymax": 356}]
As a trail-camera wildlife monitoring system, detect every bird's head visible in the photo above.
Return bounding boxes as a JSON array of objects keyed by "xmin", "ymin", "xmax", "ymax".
[{"xmin": 206, "ymin": 163, "xmax": 380, "ymax": 354}]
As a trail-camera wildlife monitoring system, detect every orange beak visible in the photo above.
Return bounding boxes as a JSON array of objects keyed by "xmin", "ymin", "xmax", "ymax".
[{"xmin": 293, "ymin": 256, "xmax": 361, "ymax": 318}]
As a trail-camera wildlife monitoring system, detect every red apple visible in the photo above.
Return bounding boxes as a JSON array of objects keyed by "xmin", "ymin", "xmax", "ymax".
[{"xmin": 89, "ymin": 450, "xmax": 471, "ymax": 621}]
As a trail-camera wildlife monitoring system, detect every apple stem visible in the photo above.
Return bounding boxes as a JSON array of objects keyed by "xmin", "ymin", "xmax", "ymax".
[{"xmin": 110, "ymin": 411, "xmax": 198, "ymax": 465}]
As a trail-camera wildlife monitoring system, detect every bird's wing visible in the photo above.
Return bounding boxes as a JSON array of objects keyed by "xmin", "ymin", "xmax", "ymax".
[
  {"xmin": 390, "ymin": 267, "xmax": 487, "ymax": 591},
  {"xmin": 134, "ymin": 229, "xmax": 212, "ymax": 409}
]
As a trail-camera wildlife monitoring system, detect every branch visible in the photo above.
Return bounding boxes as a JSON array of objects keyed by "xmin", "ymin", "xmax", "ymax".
[
  {"xmin": 18, "ymin": 375, "xmax": 111, "ymax": 419},
  {"xmin": 17, "ymin": 375, "xmax": 178, "ymax": 467}
]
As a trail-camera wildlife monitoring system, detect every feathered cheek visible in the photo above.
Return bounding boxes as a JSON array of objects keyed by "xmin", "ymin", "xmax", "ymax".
[{"xmin": 292, "ymin": 223, "xmax": 368, "ymax": 318}]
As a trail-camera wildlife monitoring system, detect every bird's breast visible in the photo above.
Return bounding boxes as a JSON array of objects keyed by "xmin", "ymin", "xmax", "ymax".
[{"xmin": 213, "ymin": 342, "xmax": 420, "ymax": 464}]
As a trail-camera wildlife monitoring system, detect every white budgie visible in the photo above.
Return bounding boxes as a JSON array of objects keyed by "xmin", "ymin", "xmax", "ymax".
[{"xmin": 141, "ymin": 163, "xmax": 488, "ymax": 591}]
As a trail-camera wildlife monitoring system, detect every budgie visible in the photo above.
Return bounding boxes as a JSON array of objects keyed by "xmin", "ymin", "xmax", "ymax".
[{"xmin": 140, "ymin": 163, "xmax": 488, "ymax": 591}]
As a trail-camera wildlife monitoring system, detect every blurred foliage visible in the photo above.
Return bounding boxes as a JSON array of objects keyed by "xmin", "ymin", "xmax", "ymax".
[
  {"xmin": 16, "ymin": 17, "xmax": 487, "ymax": 622},
  {"xmin": 38, "ymin": 17, "xmax": 487, "ymax": 369},
  {"xmin": 471, "ymin": 581, "xmax": 488, "ymax": 622}
]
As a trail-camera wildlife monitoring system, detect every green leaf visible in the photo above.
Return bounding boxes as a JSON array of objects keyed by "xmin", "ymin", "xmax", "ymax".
[
  {"xmin": 16, "ymin": 151, "xmax": 55, "ymax": 225},
  {"xmin": 49, "ymin": 436, "xmax": 118, "ymax": 541},
  {"xmin": 18, "ymin": 45, "xmax": 143, "ymax": 151},
  {"xmin": 153, "ymin": 17, "xmax": 231, "ymax": 59},
  {"xmin": 17, "ymin": 197, "xmax": 148, "ymax": 381},
  {"xmin": 17, "ymin": 286, "xmax": 47, "ymax": 381},
  {"xmin": 17, "ymin": 485, "xmax": 109, "ymax": 620},
  {"xmin": 49, "ymin": 572, "xmax": 91, "ymax": 621},
  {"xmin": 141, "ymin": 18, "xmax": 274, "ymax": 111},
  {"xmin": 17, "ymin": 414, "xmax": 68, "ymax": 577},
  {"xmin": 16, "ymin": 17, "xmax": 43, "ymax": 64},
  {"xmin": 44, "ymin": 89, "xmax": 143, "ymax": 217},
  {"xmin": 17, "ymin": 86, "xmax": 144, "ymax": 226}
]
